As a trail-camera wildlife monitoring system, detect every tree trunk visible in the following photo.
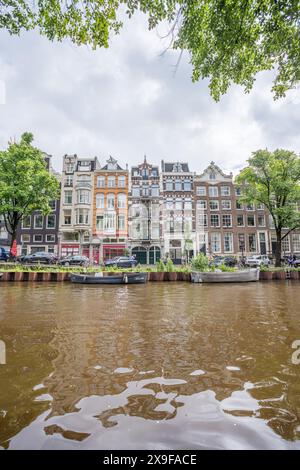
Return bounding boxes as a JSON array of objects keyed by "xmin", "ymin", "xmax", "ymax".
[{"xmin": 275, "ymin": 230, "xmax": 282, "ymax": 267}]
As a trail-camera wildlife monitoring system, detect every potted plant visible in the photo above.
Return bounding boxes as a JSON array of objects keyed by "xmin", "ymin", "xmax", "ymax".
[
  {"xmin": 259, "ymin": 264, "xmax": 273, "ymax": 280},
  {"xmin": 289, "ymin": 268, "xmax": 299, "ymax": 280},
  {"xmin": 150, "ymin": 259, "xmax": 165, "ymax": 281},
  {"xmin": 165, "ymin": 259, "xmax": 177, "ymax": 281}
]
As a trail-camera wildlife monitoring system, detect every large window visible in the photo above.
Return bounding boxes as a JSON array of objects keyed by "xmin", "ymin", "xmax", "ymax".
[
  {"xmin": 166, "ymin": 199, "xmax": 173, "ymax": 210},
  {"xmin": 184, "ymin": 180, "xmax": 191, "ymax": 191},
  {"xmin": 108, "ymin": 176, "xmax": 116, "ymax": 188},
  {"xmin": 222, "ymin": 214, "xmax": 232, "ymax": 227},
  {"xmin": 33, "ymin": 234, "xmax": 43, "ymax": 243},
  {"xmin": 118, "ymin": 176, "xmax": 125, "ymax": 187},
  {"xmin": 104, "ymin": 213, "xmax": 115, "ymax": 230},
  {"xmin": 77, "ymin": 189, "xmax": 90, "ymax": 204},
  {"xmin": 63, "ymin": 211, "xmax": 71, "ymax": 225},
  {"xmin": 258, "ymin": 215, "xmax": 266, "ymax": 227},
  {"xmin": 165, "ymin": 180, "xmax": 173, "ymax": 191},
  {"xmin": 64, "ymin": 175, "xmax": 73, "ymax": 187},
  {"xmin": 184, "ymin": 200, "xmax": 192, "ymax": 210},
  {"xmin": 64, "ymin": 191, "xmax": 72, "ymax": 205},
  {"xmin": 76, "ymin": 209, "xmax": 89, "ymax": 225},
  {"xmin": 292, "ymin": 234, "xmax": 300, "ymax": 252},
  {"xmin": 97, "ymin": 176, "xmax": 105, "ymax": 188},
  {"xmin": 197, "ymin": 200, "xmax": 207, "ymax": 209},
  {"xmin": 132, "ymin": 186, "xmax": 140, "ymax": 197},
  {"xmin": 49, "ymin": 200, "xmax": 56, "ymax": 210},
  {"xmin": 221, "ymin": 200, "xmax": 231, "ymax": 210},
  {"xmin": 96, "ymin": 215, "xmax": 103, "ymax": 231},
  {"xmin": 238, "ymin": 234, "xmax": 245, "ymax": 252},
  {"xmin": 34, "ymin": 214, "xmax": 43, "ymax": 229},
  {"xmin": 198, "ymin": 213, "xmax": 207, "ymax": 227},
  {"xmin": 151, "ymin": 186, "xmax": 159, "ymax": 197},
  {"xmin": 46, "ymin": 234, "xmax": 55, "ymax": 243},
  {"xmin": 118, "ymin": 193, "xmax": 126, "ymax": 208},
  {"xmin": 46, "ymin": 214, "xmax": 56, "ymax": 229},
  {"xmin": 209, "ymin": 186, "xmax": 218, "ymax": 197},
  {"xmin": 175, "ymin": 199, "xmax": 182, "ymax": 210},
  {"xmin": 96, "ymin": 193, "xmax": 104, "ymax": 209},
  {"xmin": 247, "ymin": 214, "xmax": 255, "ymax": 226},
  {"xmin": 224, "ymin": 233, "xmax": 233, "ymax": 252},
  {"xmin": 209, "ymin": 200, "xmax": 219, "ymax": 211},
  {"xmin": 107, "ymin": 194, "xmax": 115, "ymax": 209},
  {"xmin": 197, "ymin": 186, "xmax": 206, "ymax": 196},
  {"xmin": 248, "ymin": 234, "xmax": 257, "ymax": 252},
  {"xmin": 237, "ymin": 215, "xmax": 244, "ymax": 226},
  {"xmin": 118, "ymin": 214, "xmax": 125, "ymax": 230},
  {"xmin": 221, "ymin": 186, "xmax": 230, "ymax": 196},
  {"xmin": 282, "ymin": 236, "xmax": 290, "ymax": 252},
  {"xmin": 210, "ymin": 214, "xmax": 220, "ymax": 227},
  {"xmin": 21, "ymin": 234, "xmax": 30, "ymax": 243},
  {"xmin": 211, "ymin": 233, "xmax": 221, "ymax": 253},
  {"xmin": 22, "ymin": 216, "xmax": 31, "ymax": 229},
  {"xmin": 236, "ymin": 200, "xmax": 243, "ymax": 210},
  {"xmin": 175, "ymin": 180, "xmax": 182, "ymax": 191}
]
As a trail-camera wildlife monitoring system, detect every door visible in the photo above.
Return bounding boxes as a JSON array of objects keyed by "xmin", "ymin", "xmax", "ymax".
[{"xmin": 259, "ymin": 233, "xmax": 267, "ymax": 255}]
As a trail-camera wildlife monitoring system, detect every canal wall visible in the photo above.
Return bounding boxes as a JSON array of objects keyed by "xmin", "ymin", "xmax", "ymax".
[{"xmin": 0, "ymin": 271, "xmax": 300, "ymax": 282}]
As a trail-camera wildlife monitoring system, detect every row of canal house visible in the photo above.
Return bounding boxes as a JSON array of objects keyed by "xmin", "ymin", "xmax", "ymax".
[{"xmin": 15, "ymin": 153, "xmax": 300, "ymax": 263}]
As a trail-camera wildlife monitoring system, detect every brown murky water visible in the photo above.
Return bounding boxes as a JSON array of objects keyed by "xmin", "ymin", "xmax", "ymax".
[{"xmin": 0, "ymin": 282, "xmax": 300, "ymax": 450}]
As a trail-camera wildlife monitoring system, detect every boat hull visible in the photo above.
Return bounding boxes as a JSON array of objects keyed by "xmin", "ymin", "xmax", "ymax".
[
  {"xmin": 70, "ymin": 272, "xmax": 148, "ymax": 284},
  {"xmin": 191, "ymin": 268, "xmax": 259, "ymax": 283}
]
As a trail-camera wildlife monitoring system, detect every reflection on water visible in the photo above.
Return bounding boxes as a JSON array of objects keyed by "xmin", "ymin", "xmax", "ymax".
[{"xmin": 0, "ymin": 282, "xmax": 300, "ymax": 449}]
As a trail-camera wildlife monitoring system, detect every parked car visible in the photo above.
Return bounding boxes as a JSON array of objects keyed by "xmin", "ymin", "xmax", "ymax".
[
  {"xmin": 210, "ymin": 256, "xmax": 237, "ymax": 267},
  {"xmin": 292, "ymin": 258, "xmax": 300, "ymax": 267},
  {"xmin": 104, "ymin": 256, "xmax": 138, "ymax": 268},
  {"xmin": 0, "ymin": 246, "xmax": 9, "ymax": 262},
  {"xmin": 58, "ymin": 255, "xmax": 90, "ymax": 267},
  {"xmin": 245, "ymin": 254, "xmax": 270, "ymax": 267},
  {"xmin": 22, "ymin": 252, "xmax": 58, "ymax": 264}
]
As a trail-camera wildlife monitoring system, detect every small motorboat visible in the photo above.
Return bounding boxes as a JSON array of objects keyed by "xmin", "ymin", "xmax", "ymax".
[
  {"xmin": 191, "ymin": 268, "xmax": 260, "ymax": 283},
  {"xmin": 70, "ymin": 272, "xmax": 148, "ymax": 284}
]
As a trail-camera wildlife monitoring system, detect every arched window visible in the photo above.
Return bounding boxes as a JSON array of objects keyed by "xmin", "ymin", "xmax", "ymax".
[
  {"xmin": 96, "ymin": 193, "xmax": 104, "ymax": 209},
  {"xmin": 118, "ymin": 193, "xmax": 126, "ymax": 208},
  {"xmin": 107, "ymin": 193, "xmax": 115, "ymax": 209}
]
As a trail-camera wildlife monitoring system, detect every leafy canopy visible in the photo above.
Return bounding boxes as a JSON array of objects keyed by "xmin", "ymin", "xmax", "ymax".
[
  {"xmin": 0, "ymin": 132, "xmax": 60, "ymax": 236},
  {"xmin": 235, "ymin": 149, "xmax": 300, "ymax": 234},
  {"xmin": 1, "ymin": 1, "xmax": 299, "ymax": 100}
]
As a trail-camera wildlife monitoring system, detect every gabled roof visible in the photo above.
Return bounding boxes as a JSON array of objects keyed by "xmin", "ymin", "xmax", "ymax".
[
  {"xmin": 101, "ymin": 155, "xmax": 124, "ymax": 171},
  {"xmin": 162, "ymin": 161, "xmax": 190, "ymax": 173},
  {"xmin": 197, "ymin": 161, "xmax": 232, "ymax": 179}
]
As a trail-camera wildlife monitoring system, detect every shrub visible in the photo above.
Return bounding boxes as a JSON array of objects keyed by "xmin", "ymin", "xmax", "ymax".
[
  {"xmin": 165, "ymin": 259, "xmax": 175, "ymax": 272},
  {"xmin": 191, "ymin": 253, "xmax": 209, "ymax": 271},
  {"xmin": 156, "ymin": 259, "xmax": 165, "ymax": 272}
]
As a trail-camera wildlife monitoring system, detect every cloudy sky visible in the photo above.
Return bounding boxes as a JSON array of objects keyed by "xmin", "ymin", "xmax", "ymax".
[{"xmin": 0, "ymin": 10, "xmax": 300, "ymax": 174}]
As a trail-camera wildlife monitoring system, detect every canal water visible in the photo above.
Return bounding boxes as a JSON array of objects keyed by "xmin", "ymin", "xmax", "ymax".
[{"xmin": 0, "ymin": 282, "xmax": 300, "ymax": 450}]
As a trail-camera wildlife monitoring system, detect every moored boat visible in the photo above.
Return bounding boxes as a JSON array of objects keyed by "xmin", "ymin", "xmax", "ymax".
[
  {"xmin": 191, "ymin": 268, "xmax": 259, "ymax": 283},
  {"xmin": 70, "ymin": 272, "xmax": 148, "ymax": 284}
]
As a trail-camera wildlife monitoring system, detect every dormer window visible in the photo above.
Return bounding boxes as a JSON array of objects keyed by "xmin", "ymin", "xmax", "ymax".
[
  {"xmin": 209, "ymin": 172, "xmax": 216, "ymax": 180},
  {"xmin": 173, "ymin": 162, "xmax": 182, "ymax": 172}
]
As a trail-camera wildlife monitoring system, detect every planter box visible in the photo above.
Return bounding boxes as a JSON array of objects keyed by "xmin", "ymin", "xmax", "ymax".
[
  {"xmin": 274, "ymin": 270, "xmax": 286, "ymax": 280},
  {"xmin": 259, "ymin": 271, "xmax": 273, "ymax": 281},
  {"xmin": 14, "ymin": 272, "xmax": 23, "ymax": 281},
  {"xmin": 28, "ymin": 272, "xmax": 37, "ymax": 282},
  {"xmin": 150, "ymin": 272, "xmax": 165, "ymax": 281},
  {"xmin": 181, "ymin": 272, "xmax": 191, "ymax": 282},
  {"xmin": 290, "ymin": 271, "xmax": 299, "ymax": 280}
]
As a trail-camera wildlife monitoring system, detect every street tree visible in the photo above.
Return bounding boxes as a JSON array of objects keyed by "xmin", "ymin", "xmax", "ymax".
[
  {"xmin": 235, "ymin": 149, "xmax": 300, "ymax": 267},
  {"xmin": 0, "ymin": 132, "xmax": 60, "ymax": 251}
]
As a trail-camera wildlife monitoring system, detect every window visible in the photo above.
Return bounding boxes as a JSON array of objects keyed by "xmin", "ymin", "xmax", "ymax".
[
  {"xmin": 184, "ymin": 180, "xmax": 191, "ymax": 191},
  {"xmin": 132, "ymin": 186, "xmax": 140, "ymax": 197},
  {"xmin": 166, "ymin": 180, "xmax": 173, "ymax": 191},
  {"xmin": 21, "ymin": 234, "xmax": 30, "ymax": 243},
  {"xmin": 64, "ymin": 175, "xmax": 73, "ymax": 187},
  {"xmin": 257, "ymin": 203, "xmax": 264, "ymax": 210},
  {"xmin": 104, "ymin": 213, "xmax": 115, "ymax": 230},
  {"xmin": 64, "ymin": 211, "xmax": 71, "ymax": 225},
  {"xmin": 235, "ymin": 187, "xmax": 242, "ymax": 196},
  {"xmin": 210, "ymin": 214, "xmax": 220, "ymax": 227},
  {"xmin": 33, "ymin": 234, "xmax": 43, "ymax": 242},
  {"xmin": 118, "ymin": 193, "xmax": 126, "ymax": 208},
  {"xmin": 96, "ymin": 193, "xmax": 104, "ymax": 209},
  {"xmin": 224, "ymin": 233, "xmax": 233, "ymax": 252},
  {"xmin": 47, "ymin": 214, "xmax": 56, "ymax": 229},
  {"xmin": 258, "ymin": 215, "xmax": 265, "ymax": 227},
  {"xmin": 238, "ymin": 234, "xmax": 245, "ymax": 252},
  {"xmin": 209, "ymin": 186, "xmax": 218, "ymax": 197},
  {"xmin": 107, "ymin": 194, "xmax": 115, "ymax": 209},
  {"xmin": 66, "ymin": 164, "xmax": 74, "ymax": 173},
  {"xmin": 247, "ymin": 203, "xmax": 254, "ymax": 210},
  {"xmin": 292, "ymin": 234, "xmax": 300, "ymax": 252},
  {"xmin": 221, "ymin": 186, "xmax": 230, "ymax": 196},
  {"xmin": 118, "ymin": 176, "xmax": 125, "ymax": 187},
  {"xmin": 97, "ymin": 176, "xmax": 105, "ymax": 188},
  {"xmin": 77, "ymin": 189, "xmax": 90, "ymax": 204},
  {"xmin": 222, "ymin": 214, "xmax": 232, "ymax": 227},
  {"xmin": 152, "ymin": 169, "xmax": 158, "ymax": 177},
  {"xmin": 76, "ymin": 209, "xmax": 89, "ymax": 225},
  {"xmin": 96, "ymin": 215, "xmax": 103, "ymax": 231},
  {"xmin": 211, "ymin": 233, "xmax": 221, "ymax": 252},
  {"xmin": 237, "ymin": 215, "xmax": 244, "ymax": 226},
  {"xmin": 209, "ymin": 172, "xmax": 216, "ymax": 180},
  {"xmin": 49, "ymin": 200, "xmax": 56, "ymax": 210},
  {"xmin": 108, "ymin": 176, "xmax": 116, "ymax": 188},
  {"xmin": 46, "ymin": 234, "xmax": 55, "ymax": 243},
  {"xmin": 77, "ymin": 174, "xmax": 91, "ymax": 185},
  {"xmin": 175, "ymin": 180, "xmax": 182, "ymax": 191},
  {"xmin": 166, "ymin": 199, "xmax": 173, "ymax": 210},
  {"xmin": 197, "ymin": 200, "xmax": 207, "ymax": 209},
  {"xmin": 197, "ymin": 186, "xmax": 206, "ymax": 196},
  {"xmin": 209, "ymin": 200, "xmax": 219, "ymax": 211},
  {"xmin": 236, "ymin": 200, "xmax": 243, "ymax": 210},
  {"xmin": 142, "ymin": 185, "xmax": 149, "ymax": 197},
  {"xmin": 22, "ymin": 216, "xmax": 31, "ymax": 229},
  {"xmin": 282, "ymin": 236, "xmax": 290, "ymax": 252},
  {"xmin": 34, "ymin": 214, "xmax": 43, "ymax": 229},
  {"xmin": 64, "ymin": 191, "xmax": 72, "ymax": 205},
  {"xmin": 151, "ymin": 186, "xmax": 159, "ymax": 197},
  {"xmin": 247, "ymin": 215, "xmax": 255, "ymax": 226},
  {"xmin": 175, "ymin": 199, "xmax": 182, "ymax": 210},
  {"xmin": 221, "ymin": 200, "xmax": 231, "ymax": 210},
  {"xmin": 184, "ymin": 200, "xmax": 192, "ymax": 210},
  {"xmin": 118, "ymin": 214, "xmax": 125, "ymax": 230},
  {"xmin": 248, "ymin": 234, "xmax": 257, "ymax": 252},
  {"xmin": 198, "ymin": 213, "xmax": 207, "ymax": 227}
]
